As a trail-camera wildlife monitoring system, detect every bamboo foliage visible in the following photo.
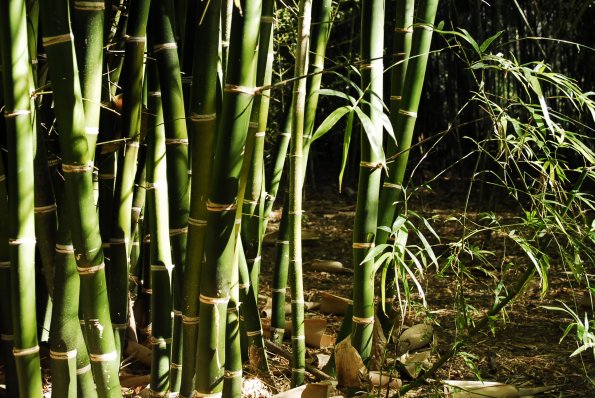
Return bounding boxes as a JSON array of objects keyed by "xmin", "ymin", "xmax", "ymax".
[{"xmin": 0, "ymin": 0, "xmax": 43, "ymax": 396}]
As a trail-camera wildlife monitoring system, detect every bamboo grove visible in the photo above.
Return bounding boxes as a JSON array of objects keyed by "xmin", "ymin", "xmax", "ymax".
[{"xmin": 0, "ymin": 0, "xmax": 527, "ymax": 396}]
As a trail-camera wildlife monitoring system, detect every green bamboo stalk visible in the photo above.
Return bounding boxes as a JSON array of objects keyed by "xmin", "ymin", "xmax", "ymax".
[
  {"xmin": 179, "ymin": 0, "xmax": 221, "ymax": 395},
  {"xmin": 195, "ymin": 0, "xmax": 261, "ymax": 393},
  {"xmin": 72, "ymin": 0, "xmax": 105, "ymax": 153},
  {"xmin": 351, "ymin": 0, "xmax": 384, "ymax": 362},
  {"xmin": 146, "ymin": 57, "xmax": 173, "ymax": 396},
  {"xmin": 34, "ymin": 121, "xmax": 58, "ymax": 298},
  {"xmin": 288, "ymin": 0, "xmax": 312, "ymax": 386},
  {"xmin": 50, "ymin": 214, "xmax": 97, "ymax": 398},
  {"xmin": 221, "ymin": 0, "xmax": 234, "ymax": 77},
  {"xmin": 239, "ymin": 0, "xmax": 275, "ymax": 370},
  {"xmin": 109, "ymin": 0, "xmax": 151, "ymax": 360},
  {"xmin": 376, "ymin": 0, "xmax": 439, "ymax": 241},
  {"xmin": 268, "ymin": 0, "xmax": 332, "ymax": 346},
  {"xmin": 375, "ymin": 0, "xmax": 414, "ymax": 332},
  {"xmin": 152, "ymin": 1, "xmax": 190, "ymax": 389},
  {"xmin": 0, "ymin": 155, "xmax": 19, "ymax": 398},
  {"xmin": 39, "ymin": 0, "xmax": 122, "ymax": 395},
  {"xmin": 0, "ymin": 1, "xmax": 43, "ymax": 396},
  {"xmin": 302, "ymin": 0, "xmax": 333, "ymax": 148}
]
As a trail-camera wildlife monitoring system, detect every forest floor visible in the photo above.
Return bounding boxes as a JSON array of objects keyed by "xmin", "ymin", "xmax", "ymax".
[
  {"xmin": 1, "ymin": 178, "xmax": 593, "ymax": 398},
  {"xmin": 252, "ymin": 177, "xmax": 595, "ymax": 397}
]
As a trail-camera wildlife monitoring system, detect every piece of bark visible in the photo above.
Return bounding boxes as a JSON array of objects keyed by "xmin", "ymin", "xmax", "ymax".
[
  {"xmin": 443, "ymin": 381, "xmax": 519, "ymax": 398},
  {"xmin": 334, "ymin": 336, "xmax": 366, "ymax": 389},
  {"xmin": 124, "ymin": 339, "xmax": 152, "ymax": 367},
  {"xmin": 262, "ymin": 317, "xmax": 335, "ymax": 348},
  {"xmin": 319, "ymin": 292, "xmax": 352, "ymax": 315},
  {"xmin": 272, "ymin": 383, "xmax": 331, "ymax": 398},
  {"xmin": 120, "ymin": 374, "xmax": 150, "ymax": 388},
  {"xmin": 397, "ymin": 324, "xmax": 433, "ymax": 355},
  {"xmin": 368, "ymin": 371, "xmax": 402, "ymax": 389},
  {"xmin": 264, "ymin": 340, "xmax": 333, "ymax": 381},
  {"xmin": 261, "ymin": 300, "xmax": 319, "ymax": 318},
  {"xmin": 311, "ymin": 259, "xmax": 353, "ymax": 274},
  {"xmin": 398, "ymin": 350, "xmax": 431, "ymax": 378}
]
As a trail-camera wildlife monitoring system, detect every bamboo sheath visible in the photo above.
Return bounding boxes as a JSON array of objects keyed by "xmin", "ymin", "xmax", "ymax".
[
  {"xmin": 376, "ymin": 0, "xmax": 439, "ymax": 244},
  {"xmin": 179, "ymin": 0, "xmax": 221, "ymax": 395},
  {"xmin": 0, "ymin": 0, "xmax": 43, "ymax": 396},
  {"xmin": 108, "ymin": 0, "xmax": 151, "ymax": 361},
  {"xmin": 152, "ymin": 1, "xmax": 190, "ymax": 390},
  {"xmin": 38, "ymin": 0, "xmax": 122, "ymax": 395},
  {"xmin": 195, "ymin": 0, "xmax": 261, "ymax": 394},
  {"xmin": 351, "ymin": 0, "xmax": 385, "ymax": 362}
]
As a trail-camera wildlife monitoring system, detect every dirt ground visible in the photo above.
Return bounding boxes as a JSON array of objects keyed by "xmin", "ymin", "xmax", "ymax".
[
  {"xmin": 0, "ymin": 179, "xmax": 593, "ymax": 397},
  {"xmin": 255, "ymin": 177, "xmax": 595, "ymax": 397}
]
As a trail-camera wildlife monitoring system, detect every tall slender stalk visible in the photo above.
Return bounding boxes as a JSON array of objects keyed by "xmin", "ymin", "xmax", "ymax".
[
  {"xmin": 179, "ymin": 0, "xmax": 221, "ymax": 396},
  {"xmin": 146, "ymin": 57, "xmax": 173, "ymax": 397},
  {"xmin": 269, "ymin": 0, "xmax": 333, "ymax": 346},
  {"xmin": 239, "ymin": 0, "xmax": 275, "ymax": 370},
  {"xmin": 288, "ymin": 0, "xmax": 313, "ymax": 386},
  {"xmin": 152, "ymin": 1, "xmax": 190, "ymax": 389},
  {"xmin": 195, "ymin": 0, "xmax": 261, "ymax": 393},
  {"xmin": 0, "ymin": 156, "xmax": 19, "ymax": 398},
  {"xmin": 0, "ymin": 1, "xmax": 43, "ymax": 396},
  {"xmin": 109, "ymin": 0, "xmax": 151, "ymax": 359},
  {"xmin": 351, "ymin": 0, "xmax": 384, "ymax": 362},
  {"xmin": 375, "ymin": 0, "xmax": 414, "ymax": 331},
  {"xmin": 376, "ymin": 0, "xmax": 439, "ymax": 240},
  {"xmin": 39, "ymin": 0, "xmax": 122, "ymax": 395}
]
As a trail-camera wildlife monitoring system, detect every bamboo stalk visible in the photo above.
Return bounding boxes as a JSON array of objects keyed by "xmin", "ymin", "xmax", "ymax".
[
  {"xmin": 195, "ymin": 0, "xmax": 261, "ymax": 394},
  {"xmin": 0, "ymin": 1, "xmax": 43, "ymax": 395},
  {"xmin": 0, "ymin": 154, "xmax": 19, "ymax": 398},
  {"xmin": 351, "ymin": 0, "xmax": 385, "ymax": 362},
  {"xmin": 375, "ymin": 0, "xmax": 414, "ymax": 332},
  {"xmin": 38, "ymin": 0, "xmax": 122, "ymax": 394},
  {"xmin": 288, "ymin": 0, "xmax": 313, "ymax": 387},
  {"xmin": 152, "ymin": 1, "xmax": 190, "ymax": 390},
  {"xmin": 109, "ymin": 0, "xmax": 151, "ymax": 361},
  {"xmin": 179, "ymin": 0, "xmax": 221, "ymax": 395},
  {"xmin": 376, "ymin": 0, "xmax": 438, "ymax": 243},
  {"xmin": 145, "ymin": 56, "xmax": 173, "ymax": 397}
]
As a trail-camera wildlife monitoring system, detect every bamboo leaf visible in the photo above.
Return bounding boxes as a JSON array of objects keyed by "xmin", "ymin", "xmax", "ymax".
[
  {"xmin": 479, "ymin": 31, "xmax": 503, "ymax": 53},
  {"xmin": 317, "ymin": 88, "xmax": 357, "ymax": 106},
  {"xmin": 311, "ymin": 105, "xmax": 351, "ymax": 143},
  {"xmin": 338, "ymin": 110, "xmax": 354, "ymax": 190},
  {"xmin": 353, "ymin": 106, "xmax": 385, "ymax": 164}
]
